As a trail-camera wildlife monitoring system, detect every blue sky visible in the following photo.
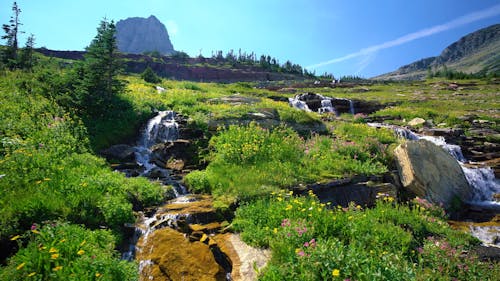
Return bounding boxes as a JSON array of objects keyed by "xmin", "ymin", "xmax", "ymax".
[{"xmin": 1, "ymin": 0, "xmax": 499, "ymax": 77}]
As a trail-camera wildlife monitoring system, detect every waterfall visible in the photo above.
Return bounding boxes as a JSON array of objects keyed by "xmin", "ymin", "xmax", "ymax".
[
  {"xmin": 288, "ymin": 93, "xmax": 355, "ymax": 116},
  {"xmin": 319, "ymin": 99, "xmax": 336, "ymax": 114},
  {"xmin": 288, "ymin": 97, "xmax": 311, "ymax": 112},
  {"xmin": 374, "ymin": 124, "xmax": 499, "ymax": 207},
  {"xmin": 349, "ymin": 99, "xmax": 355, "ymax": 115},
  {"xmin": 122, "ymin": 111, "xmax": 188, "ymax": 262}
]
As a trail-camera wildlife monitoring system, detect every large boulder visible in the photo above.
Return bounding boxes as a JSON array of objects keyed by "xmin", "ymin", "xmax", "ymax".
[
  {"xmin": 394, "ymin": 139, "xmax": 473, "ymax": 209},
  {"xmin": 136, "ymin": 227, "xmax": 225, "ymax": 281}
]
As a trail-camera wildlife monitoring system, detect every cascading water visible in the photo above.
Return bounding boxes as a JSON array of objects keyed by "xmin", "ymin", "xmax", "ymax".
[
  {"xmin": 370, "ymin": 123, "xmax": 499, "ymax": 207},
  {"xmin": 122, "ymin": 111, "xmax": 188, "ymax": 261},
  {"xmin": 121, "ymin": 111, "xmax": 232, "ymax": 280},
  {"xmin": 288, "ymin": 93, "xmax": 354, "ymax": 116}
]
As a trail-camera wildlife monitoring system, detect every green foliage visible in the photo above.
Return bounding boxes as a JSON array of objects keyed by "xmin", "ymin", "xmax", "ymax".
[
  {"xmin": 186, "ymin": 122, "xmax": 395, "ymax": 208},
  {"xmin": 232, "ymin": 191, "xmax": 496, "ymax": 280},
  {"xmin": 0, "ymin": 222, "xmax": 137, "ymax": 280},
  {"xmin": 141, "ymin": 66, "xmax": 161, "ymax": 83},
  {"xmin": 0, "ymin": 70, "xmax": 165, "ymax": 241}
]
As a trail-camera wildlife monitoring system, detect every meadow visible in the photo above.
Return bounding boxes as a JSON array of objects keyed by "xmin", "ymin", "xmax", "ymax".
[{"xmin": 1, "ymin": 58, "xmax": 499, "ymax": 280}]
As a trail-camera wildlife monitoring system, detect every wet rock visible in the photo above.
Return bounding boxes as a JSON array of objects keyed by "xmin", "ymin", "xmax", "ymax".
[
  {"xmin": 394, "ymin": 139, "xmax": 473, "ymax": 209},
  {"xmin": 136, "ymin": 227, "xmax": 225, "ymax": 281},
  {"xmin": 101, "ymin": 144, "xmax": 136, "ymax": 162},
  {"xmin": 212, "ymin": 233, "xmax": 271, "ymax": 281}
]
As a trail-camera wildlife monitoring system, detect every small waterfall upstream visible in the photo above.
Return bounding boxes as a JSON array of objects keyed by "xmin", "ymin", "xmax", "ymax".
[{"xmin": 288, "ymin": 93, "xmax": 355, "ymax": 115}]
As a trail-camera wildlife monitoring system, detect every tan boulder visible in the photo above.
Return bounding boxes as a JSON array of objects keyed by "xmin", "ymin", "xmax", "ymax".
[
  {"xmin": 408, "ymin": 117, "xmax": 426, "ymax": 126},
  {"xmin": 394, "ymin": 139, "xmax": 473, "ymax": 208},
  {"xmin": 136, "ymin": 227, "xmax": 225, "ymax": 281}
]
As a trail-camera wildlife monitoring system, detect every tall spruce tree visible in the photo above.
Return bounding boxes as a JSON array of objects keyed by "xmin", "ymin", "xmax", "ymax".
[
  {"xmin": 2, "ymin": 1, "xmax": 23, "ymax": 68},
  {"xmin": 76, "ymin": 18, "xmax": 123, "ymax": 116}
]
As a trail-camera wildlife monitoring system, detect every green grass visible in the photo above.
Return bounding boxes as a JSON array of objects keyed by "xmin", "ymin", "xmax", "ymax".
[
  {"xmin": 185, "ymin": 121, "xmax": 396, "ymax": 208},
  {"xmin": 1, "ymin": 222, "xmax": 137, "ymax": 280}
]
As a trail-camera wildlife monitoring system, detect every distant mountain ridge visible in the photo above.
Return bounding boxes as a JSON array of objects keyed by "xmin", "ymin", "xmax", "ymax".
[
  {"xmin": 116, "ymin": 15, "xmax": 175, "ymax": 55},
  {"xmin": 375, "ymin": 24, "xmax": 500, "ymax": 80}
]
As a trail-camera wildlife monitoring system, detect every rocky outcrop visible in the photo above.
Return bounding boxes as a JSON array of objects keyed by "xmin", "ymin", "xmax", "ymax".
[
  {"xmin": 394, "ymin": 139, "xmax": 473, "ymax": 209},
  {"xmin": 101, "ymin": 144, "xmax": 136, "ymax": 162},
  {"xmin": 116, "ymin": 15, "xmax": 175, "ymax": 55},
  {"xmin": 136, "ymin": 227, "xmax": 225, "ymax": 281}
]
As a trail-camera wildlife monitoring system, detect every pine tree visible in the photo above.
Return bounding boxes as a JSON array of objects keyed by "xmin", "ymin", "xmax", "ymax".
[
  {"xmin": 75, "ymin": 19, "xmax": 124, "ymax": 116},
  {"xmin": 141, "ymin": 66, "xmax": 161, "ymax": 83},
  {"xmin": 19, "ymin": 33, "xmax": 35, "ymax": 70},
  {"xmin": 2, "ymin": 1, "xmax": 23, "ymax": 68}
]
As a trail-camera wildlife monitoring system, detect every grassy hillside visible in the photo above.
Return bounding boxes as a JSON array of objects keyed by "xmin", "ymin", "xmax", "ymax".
[{"xmin": 376, "ymin": 24, "xmax": 500, "ymax": 80}]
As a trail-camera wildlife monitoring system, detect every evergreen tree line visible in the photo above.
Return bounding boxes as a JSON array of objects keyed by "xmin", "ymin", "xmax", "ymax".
[
  {"xmin": 209, "ymin": 48, "xmax": 312, "ymax": 76},
  {"xmin": 427, "ymin": 65, "xmax": 499, "ymax": 79}
]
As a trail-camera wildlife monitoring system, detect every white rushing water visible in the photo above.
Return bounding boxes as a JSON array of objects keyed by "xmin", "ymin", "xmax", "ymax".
[
  {"xmin": 288, "ymin": 93, "xmax": 354, "ymax": 116},
  {"xmin": 123, "ymin": 111, "xmax": 188, "ymax": 262}
]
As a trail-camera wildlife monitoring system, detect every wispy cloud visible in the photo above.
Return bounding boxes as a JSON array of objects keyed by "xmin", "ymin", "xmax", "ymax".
[
  {"xmin": 166, "ymin": 20, "xmax": 179, "ymax": 36},
  {"xmin": 307, "ymin": 3, "xmax": 500, "ymax": 69}
]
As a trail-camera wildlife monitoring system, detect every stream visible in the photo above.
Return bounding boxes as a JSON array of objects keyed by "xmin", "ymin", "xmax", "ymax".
[{"xmin": 121, "ymin": 111, "xmax": 231, "ymax": 280}]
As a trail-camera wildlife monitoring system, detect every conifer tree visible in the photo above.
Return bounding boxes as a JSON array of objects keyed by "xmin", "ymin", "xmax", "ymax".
[
  {"xmin": 75, "ymin": 18, "xmax": 123, "ymax": 116},
  {"xmin": 2, "ymin": 1, "xmax": 23, "ymax": 68}
]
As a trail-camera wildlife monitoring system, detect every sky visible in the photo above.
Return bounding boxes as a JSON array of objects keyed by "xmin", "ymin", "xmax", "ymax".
[{"xmin": 1, "ymin": 0, "xmax": 499, "ymax": 78}]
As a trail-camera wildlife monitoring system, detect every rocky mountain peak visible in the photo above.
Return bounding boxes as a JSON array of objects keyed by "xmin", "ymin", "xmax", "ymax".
[{"xmin": 116, "ymin": 15, "xmax": 175, "ymax": 55}]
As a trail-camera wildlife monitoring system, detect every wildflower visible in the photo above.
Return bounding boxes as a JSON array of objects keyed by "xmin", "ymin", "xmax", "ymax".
[
  {"xmin": 285, "ymin": 205, "xmax": 293, "ymax": 211},
  {"xmin": 59, "ymin": 239, "xmax": 66, "ymax": 243},
  {"xmin": 31, "ymin": 224, "xmax": 37, "ymax": 230},
  {"xmin": 356, "ymin": 205, "xmax": 362, "ymax": 210},
  {"xmin": 95, "ymin": 272, "xmax": 102, "ymax": 277},
  {"xmin": 28, "ymin": 272, "xmax": 36, "ymax": 277},
  {"xmin": 10, "ymin": 235, "xmax": 21, "ymax": 241},
  {"xmin": 16, "ymin": 262, "xmax": 26, "ymax": 270},
  {"xmin": 49, "ymin": 247, "xmax": 58, "ymax": 253},
  {"xmin": 79, "ymin": 240, "xmax": 86, "ymax": 247},
  {"xmin": 52, "ymin": 266, "xmax": 63, "ymax": 271},
  {"xmin": 35, "ymin": 180, "xmax": 42, "ymax": 184},
  {"xmin": 273, "ymin": 228, "xmax": 278, "ymax": 234},
  {"xmin": 77, "ymin": 249, "xmax": 85, "ymax": 255},
  {"xmin": 31, "ymin": 229, "xmax": 40, "ymax": 234},
  {"xmin": 332, "ymin": 269, "xmax": 340, "ymax": 277},
  {"xmin": 288, "ymin": 190, "xmax": 293, "ymax": 196},
  {"xmin": 51, "ymin": 253, "xmax": 59, "ymax": 259},
  {"xmin": 43, "ymin": 178, "xmax": 51, "ymax": 181}
]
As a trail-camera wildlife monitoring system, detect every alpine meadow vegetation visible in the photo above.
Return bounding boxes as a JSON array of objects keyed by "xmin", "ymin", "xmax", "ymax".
[{"xmin": 1, "ymin": 2, "xmax": 499, "ymax": 280}]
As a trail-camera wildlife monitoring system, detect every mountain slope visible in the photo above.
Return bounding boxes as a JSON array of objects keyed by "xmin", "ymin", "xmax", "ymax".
[
  {"xmin": 116, "ymin": 15, "xmax": 175, "ymax": 55},
  {"xmin": 375, "ymin": 24, "xmax": 500, "ymax": 80}
]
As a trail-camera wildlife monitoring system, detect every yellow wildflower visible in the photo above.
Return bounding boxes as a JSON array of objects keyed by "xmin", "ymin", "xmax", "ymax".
[
  {"xmin": 332, "ymin": 269, "xmax": 340, "ymax": 277},
  {"xmin": 95, "ymin": 272, "xmax": 102, "ymax": 277},
  {"xmin": 277, "ymin": 197, "xmax": 283, "ymax": 202},
  {"xmin": 10, "ymin": 235, "xmax": 21, "ymax": 241},
  {"xmin": 28, "ymin": 272, "xmax": 36, "ymax": 277},
  {"xmin": 356, "ymin": 205, "xmax": 362, "ymax": 209},
  {"xmin": 31, "ymin": 230, "xmax": 40, "ymax": 234},
  {"xmin": 16, "ymin": 262, "xmax": 25, "ymax": 270},
  {"xmin": 285, "ymin": 205, "xmax": 293, "ymax": 211},
  {"xmin": 79, "ymin": 240, "xmax": 86, "ymax": 247},
  {"xmin": 52, "ymin": 266, "xmax": 63, "ymax": 271},
  {"xmin": 35, "ymin": 180, "xmax": 42, "ymax": 184},
  {"xmin": 49, "ymin": 247, "xmax": 58, "ymax": 253},
  {"xmin": 273, "ymin": 228, "xmax": 278, "ymax": 234},
  {"xmin": 77, "ymin": 249, "xmax": 85, "ymax": 255},
  {"xmin": 43, "ymin": 178, "xmax": 51, "ymax": 181},
  {"xmin": 288, "ymin": 190, "xmax": 293, "ymax": 195},
  {"xmin": 51, "ymin": 253, "xmax": 59, "ymax": 259},
  {"xmin": 295, "ymin": 248, "xmax": 302, "ymax": 253},
  {"xmin": 200, "ymin": 234, "xmax": 208, "ymax": 243}
]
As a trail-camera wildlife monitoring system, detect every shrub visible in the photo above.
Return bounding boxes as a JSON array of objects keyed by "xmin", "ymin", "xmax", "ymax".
[{"xmin": 141, "ymin": 66, "xmax": 161, "ymax": 84}]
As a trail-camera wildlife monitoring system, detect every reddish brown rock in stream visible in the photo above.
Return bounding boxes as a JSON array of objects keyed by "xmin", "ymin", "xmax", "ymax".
[{"xmin": 136, "ymin": 227, "xmax": 225, "ymax": 281}]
